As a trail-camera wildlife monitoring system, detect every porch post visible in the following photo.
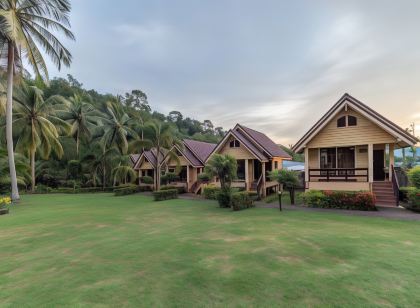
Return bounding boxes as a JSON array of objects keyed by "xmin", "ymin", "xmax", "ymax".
[
  {"xmin": 187, "ymin": 165, "xmax": 190, "ymax": 191},
  {"xmin": 368, "ymin": 143, "xmax": 374, "ymax": 182},
  {"xmin": 245, "ymin": 159, "xmax": 249, "ymax": 191},
  {"xmin": 262, "ymin": 162, "xmax": 266, "ymax": 198},
  {"xmin": 304, "ymin": 147, "xmax": 309, "ymax": 183},
  {"xmin": 389, "ymin": 143, "xmax": 395, "ymax": 181}
]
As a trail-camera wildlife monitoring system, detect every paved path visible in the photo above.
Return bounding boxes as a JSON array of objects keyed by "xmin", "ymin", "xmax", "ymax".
[{"xmin": 256, "ymin": 201, "xmax": 420, "ymax": 221}]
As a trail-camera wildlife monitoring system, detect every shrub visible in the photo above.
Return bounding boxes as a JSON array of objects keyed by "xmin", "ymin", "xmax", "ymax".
[
  {"xmin": 302, "ymin": 190, "xmax": 329, "ymax": 207},
  {"xmin": 408, "ymin": 166, "xmax": 420, "ymax": 189},
  {"xmin": 302, "ymin": 190, "xmax": 376, "ymax": 211},
  {"xmin": 34, "ymin": 184, "xmax": 49, "ymax": 194},
  {"xmin": 153, "ymin": 189, "xmax": 178, "ymax": 201},
  {"xmin": 78, "ymin": 187, "xmax": 106, "ymax": 193},
  {"xmin": 399, "ymin": 187, "xmax": 416, "ymax": 202},
  {"xmin": 160, "ymin": 185, "xmax": 186, "ymax": 194},
  {"xmin": 407, "ymin": 188, "xmax": 420, "ymax": 211},
  {"xmin": 198, "ymin": 173, "xmax": 210, "ymax": 182},
  {"xmin": 140, "ymin": 176, "xmax": 154, "ymax": 184},
  {"xmin": 231, "ymin": 191, "xmax": 254, "ymax": 211},
  {"xmin": 114, "ymin": 185, "xmax": 140, "ymax": 196},
  {"xmin": 161, "ymin": 172, "xmax": 179, "ymax": 185},
  {"xmin": 216, "ymin": 187, "xmax": 232, "ymax": 208},
  {"xmin": 203, "ymin": 186, "xmax": 221, "ymax": 200}
]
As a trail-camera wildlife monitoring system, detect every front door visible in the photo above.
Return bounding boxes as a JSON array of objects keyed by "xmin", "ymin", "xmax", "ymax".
[{"xmin": 373, "ymin": 149, "xmax": 385, "ymax": 181}]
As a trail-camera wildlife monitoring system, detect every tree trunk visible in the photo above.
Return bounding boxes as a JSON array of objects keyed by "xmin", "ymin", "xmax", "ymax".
[
  {"xmin": 5, "ymin": 43, "xmax": 19, "ymax": 201},
  {"xmin": 76, "ymin": 130, "xmax": 80, "ymax": 159},
  {"xmin": 289, "ymin": 187, "xmax": 295, "ymax": 205},
  {"xmin": 155, "ymin": 146, "xmax": 160, "ymax": 191},
  {"xmin": 30, "ymin": 149, "xmax": 36, "ymax": 193}
]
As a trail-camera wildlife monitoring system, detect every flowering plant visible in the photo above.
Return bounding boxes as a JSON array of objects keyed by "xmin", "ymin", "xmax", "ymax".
[{"xmin": 0, "ymin": 197, "xmax": 12, "ymax": 208}]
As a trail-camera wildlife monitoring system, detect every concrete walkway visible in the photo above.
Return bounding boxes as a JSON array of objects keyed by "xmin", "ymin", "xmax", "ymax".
[{"xmin": 256, "ymin": 201, "xmax": 420, "ymax": 221}]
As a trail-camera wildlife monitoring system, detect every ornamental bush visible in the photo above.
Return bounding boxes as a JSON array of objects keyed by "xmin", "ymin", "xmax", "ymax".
[
  {"xmin": 198, "ymin": 173, "xmax": 211, "ymax": 182},
  {"xmin": 408, "ymin": 166, "xmax": 420, "ymax": 189},
  {"xmin": 400, "ymin": 186, "xmax": 416, "ymax": 202},
  {"xmin": 231, "ymin": 191, "xmax": 254, "ymax": 211},
  {"xmin": 160, "ymin": 185, "xmax": 186, "ymax": 194},
  {"xmin": 407, "ymin": 189, "xmax": 420, "ymax": 211},
  {"xmin": 140, "ymin": 176, "xmax": 154, "ymax": 184},
  {"xmin": 203, "ymin": 186, "xmax": 221, "ymax": 200},
  {"xmin": 153, "ymin": 189, "xmax": 178, "ymax": 201},
  {"xmin": 216, "ymin": 187, "xmax": 232, "ymax": 208},
  {"xmin": 302, "ymin": 190, "xmax": 376, "ymax": 211}
]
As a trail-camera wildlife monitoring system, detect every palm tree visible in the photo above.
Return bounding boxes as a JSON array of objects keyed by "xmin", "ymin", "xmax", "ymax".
[
  {"xmin": 0, "ymin": 0, "xmax": 74, "ymax": 200},
  {"xmin": 204, "ymin": 154, "xmax": 237, "ymax": 190},
  {"xmin": 13, "ymin": 83, "xmax": 70, "ymax": 192},
  {"xmin": 56, "ymin": 94, "xmax": 99, "ymax": 157},
  {"xmin": 99, "ymin": 100, "xmax": 138, "ymax": 155},
  {"xmin": 131, "ymin": 120, "xmax": 182, "ymax": 190},
  {"xmin": 111, "ymin": 155, "xmax": 137, "ymax": 186},
  {"xmin": 0, "ymin": 148, "xmax": 30, "ymax": 191}
]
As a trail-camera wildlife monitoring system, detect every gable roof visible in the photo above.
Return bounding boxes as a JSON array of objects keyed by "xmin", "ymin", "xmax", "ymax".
[
  {"xmin": 133, "ymin": 149, "xmax": 166, "ymax": 170},
  {"xmin": 183, "ymin": 139, "xmax": 217, "ymax": 164},
  {"xmin": 129, "ymin": 154, "xmax": 140, "ymax": 167},
  {"xmin": 206, "ymin": 124, "xmax": 292, "ymax": 162},
  {"xmin": 292, "ymin": 93, "xmax": 419, "ymax": 153}
]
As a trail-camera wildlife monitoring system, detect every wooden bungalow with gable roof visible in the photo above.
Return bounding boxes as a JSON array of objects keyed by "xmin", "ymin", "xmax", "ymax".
[
  {"xmin": 205, "ymin": 124, "xmax": 292, "ymax": 197},
  {"xmin": 292, "ymin": 93, "xmax": 419, "ymax": 206}
]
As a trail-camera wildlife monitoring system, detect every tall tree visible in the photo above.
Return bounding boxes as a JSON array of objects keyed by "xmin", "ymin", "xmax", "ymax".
[
  {"xmin": 204, "ymin": 154, "xmax": 237, "ymax": 190},
  {"xmin": 0, "ymin": 0, "xmax": 74, "ymax": 200},
  {"xmin": 13, "ymin": 84, "xmax": 70, "ymax": 192},
  {"xmin": 57, "ymin": 94, "xmax": 99, "ymax": 157}
]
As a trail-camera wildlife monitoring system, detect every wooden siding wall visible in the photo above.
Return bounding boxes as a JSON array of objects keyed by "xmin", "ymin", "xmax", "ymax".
[
  {"xmin": 167, "ymin": 156, "xmax": 189, "ymax": 167},
  {"xmin": 139, "ymin": 160, "xmax": 153, "ymax": 170},
  {"xmin": 307, "ymin": 108, "xmax": 397, "ymax": 148},
  {"xmin": 219, "ymin": 136, "xmax": 256, "ymax": 160},
  {"xmin": 271, "ymin": 157, "xmax": 284, "ymax": 170}
]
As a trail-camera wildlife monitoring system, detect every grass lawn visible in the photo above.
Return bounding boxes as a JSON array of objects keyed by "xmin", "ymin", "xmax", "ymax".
[{"xmin": 1, "ymin": 194, "xmax": 420, "ymax": 307}]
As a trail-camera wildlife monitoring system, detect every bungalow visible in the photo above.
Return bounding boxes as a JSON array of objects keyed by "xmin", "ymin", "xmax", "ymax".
[
  {"xmin": 292, "ymin": 93, "xmax": 419, "ymax": 206},
  {"xmin": 206, "ymin": 124, "xmax": 292, "ymax": 197},
  {"xmin": 133, "ymin": 139, "xmax": 216, "ymax": 192}
]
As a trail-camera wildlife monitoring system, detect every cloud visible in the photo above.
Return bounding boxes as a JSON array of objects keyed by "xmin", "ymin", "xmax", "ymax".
[{"xmin": 113, "ymin": 22, "xmax": 169, "ymax": 46}]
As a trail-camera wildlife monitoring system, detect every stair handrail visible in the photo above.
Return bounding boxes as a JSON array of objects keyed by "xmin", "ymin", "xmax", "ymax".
[
  {"xmin": 391, "ymin": 164, "xmax": 399, "ymax": 207},
  {"xmin": 256, "ymin": 173, "xmax": 263, "ymax": 199}
]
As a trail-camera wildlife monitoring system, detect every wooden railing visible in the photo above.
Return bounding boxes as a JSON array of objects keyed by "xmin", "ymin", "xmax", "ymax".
[
  {"xmin": 309, "ymin": 168, "xmax": 369, "ymax": 182},
  {"xmin": 391, "ymin": 165, "xmax": 399, "ymax": 207},
  {"xmin": 256, "ymin": 174, "xmax": 264, "ymax": 200}
]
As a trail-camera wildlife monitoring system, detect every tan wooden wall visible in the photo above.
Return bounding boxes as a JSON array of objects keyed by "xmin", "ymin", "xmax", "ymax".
[
  {"xmin": 219, "ymin": 136, "xmax": 256, "ymax": 159},
  {"xmin": 307, "ymin": 108, "xmax": 396, "ymax": 148}
]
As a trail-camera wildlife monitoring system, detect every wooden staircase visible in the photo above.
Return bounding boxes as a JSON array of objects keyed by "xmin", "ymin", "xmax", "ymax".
[{"xmin": 372, "ymin": 182, "xmax": 397, "ymax": 207}]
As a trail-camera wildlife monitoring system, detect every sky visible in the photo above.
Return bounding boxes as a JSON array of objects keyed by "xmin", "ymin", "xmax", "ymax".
[{"xmin": 46, "ymin": 0, "xmax": 420, "ymax": 146}]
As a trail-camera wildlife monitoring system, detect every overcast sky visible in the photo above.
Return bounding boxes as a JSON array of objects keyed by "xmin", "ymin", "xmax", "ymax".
[{"xmin": 47, "ymin": 0, "xmax": 420, "ymax": 145}]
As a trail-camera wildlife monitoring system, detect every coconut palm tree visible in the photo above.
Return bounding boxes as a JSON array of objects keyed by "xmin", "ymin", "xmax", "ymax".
[
  {"xmin": 56, "ymin": 94, "xmax": 99, "ymax": 158},
  {"xmin": 204, "ymin": 154, "xmax": 237, "ymax": 190},
  {"xmin": 13, "ymin": 83, "xmax": 70, "ymax": 192},
  {"xmin": 111, "ymin": 155, "xmax": 137, "ymax": 186},
  {"xmin": 99, "ymin": 100, "xmax": 139, "ymax": 155},
  {"xmin": 0, "ymin": 0, "xmax": 74, "ymax": 200},
  {"xmin": 0, "ymin": 148, "xmax": 30, "ymax": 192}
]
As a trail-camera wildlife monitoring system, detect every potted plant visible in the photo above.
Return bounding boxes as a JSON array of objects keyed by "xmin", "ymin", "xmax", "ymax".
[{"xmin": 0, "ymin": 196, "xmax": 11, "ymax": 215}]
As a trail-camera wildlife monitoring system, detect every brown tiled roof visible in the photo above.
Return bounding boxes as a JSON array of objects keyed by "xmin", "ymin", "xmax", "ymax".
[
  {"xmin": 236, "ymin": 124, "xmax": 292, "ymax": 159},
  {"xmin": 143, "ymin": 149, "xmax": 165, "ymax": 166},
  {"xmin": 183, "ymin": 139, "xmax": 217, "ymax": 164},
  {"xmin": 231, "ymin": 130, "xmax": 268, "ymax": 161},
  {"xmin": 129, "ymin": 154, "xmax": 140, "ymax": 167}
]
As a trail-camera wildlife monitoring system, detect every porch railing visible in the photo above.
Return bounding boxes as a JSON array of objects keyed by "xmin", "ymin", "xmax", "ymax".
[
  {"xmin": 309, "ymin": 168, "xmax": 369, "ymax": 182},
  {"xmin": 391, "ymin": 165, "xmax": 399, "ymax": 207}
]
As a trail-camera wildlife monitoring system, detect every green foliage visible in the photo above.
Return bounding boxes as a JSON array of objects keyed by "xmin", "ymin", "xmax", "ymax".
[
  {"xmin": 153, "ymin": 189, "xmax": 178, "ymax": 201},
  {"xmin": 161, "ymin": 172, "xmax": 179, "ymax": 184},
  {"xmin": 302, "ymin": 190, "xmax": 376, "ymax": 211},
  {"xmin": 408, "ymin": 166, "xmax": 420, "ymax": 189},
  {"xmin": 205, "ymin": 154, "xmax": 237, "ymax": 190},
  {"xmin": 216, "ymin": 187, "xmax": 232, "ymax": 208},
  {"xmin": 407, "ymin": 189, "xmax": 420, "ymax": 211},
  {"xmin": 269, "ymin": 169, "xmax": 299, "ymax": 189},
  {"xmin": 160, "ymin": 185, "xmax": 186, "ymax": 194},
  {"xmin": 399, "ymin": 187, "xmax": 416, "ymax": 202},
  {"xmin": 203, "ymin": 186, "xmax": 221, "ymax": 200},
  {"xmin": 231, "ymin": 191, "xmax": 254, "ymax": 211},
  {"xmin": 198, "ymin": 173, "xmax": 211, "ymax": 182},
  {"xmin": 141, "ymin": 176, "xmax": 154, "ymax": 184},
  {"xmin": 67, "ymin": 160, "xmax": 82, "ymax": 179},
  {"xmin": 114, "ymin": 185, "xmax": 141, "ymax": 196}
]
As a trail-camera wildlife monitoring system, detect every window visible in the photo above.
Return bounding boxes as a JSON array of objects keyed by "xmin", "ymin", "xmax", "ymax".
[
  {"xmin": 337, "ymin": 147, "xmax": 355, "ymax": 169},
  {"xmin": 348, "ymin": 115, "xmax": 357, "ymax": 126},
  {"xmin": 337, "ymin": 116, "xmax": 346, "ymax": 127},
  {"xmin": 320, "ymin": 148, "xmax": 336, "ymax": 169},
  {"xmin": 274, "ymin": 161, "xmax": 278, "ymax": 169},
  {"xmin": 229, "ymin": 139, "xmax": 240, "ymax": 148}
]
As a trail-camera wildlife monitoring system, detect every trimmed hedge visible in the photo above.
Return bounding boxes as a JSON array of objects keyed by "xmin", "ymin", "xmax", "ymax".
[
  {"xmin": 160, "ymin": 185, "xmax": 186, "ymax": 194},
  {"xmin": 203, "ymin": 186, "xmax": 221, "ymax": 200},
  {"xmin": 400, "ymin": 186, "xmax": 416, "ymax": 202},
  {"xmin": 198, "ymin": 173, "xmax": 210, "ymax": 182},
  {"xmin": 153, "ymin": 189, "xmax": 178, "ymax": 201},
  {"xmin": 302, "ymin": 190, "xmax": 376, "ymax": 211},
  {"xmin": 114, "ymin": 186, "xmax": 141, "ymax": 196},
  {"xmin": 408, "ymin": 166, "xmax": 420, "ymax": 189},
  {"xmin": 141, "ymin": 176, "xmax": 154, "ymax": 184},
  {"xmin": 231, "ymin": 191, "xmax": 254, "ymax": 211},
  {"xmin": 216, "ymin": 188, "xmax": 232, "ymax": 208}
]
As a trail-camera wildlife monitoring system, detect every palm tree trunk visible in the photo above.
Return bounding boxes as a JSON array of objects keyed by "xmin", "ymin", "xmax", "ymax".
[
  {"xmin": 76, "ymin": 130, "xmax": 80, "ymax": 159},
  {"xmin": 30, "ymin": 149, "xmax": 36, "ymax": 192},
  {"xmin": 5, "ymin": 43, "xmax": 19, "ymax": 201},
  {"xmin": 155, "ymin": 146, "xmax": 161, "ymax": 191}
]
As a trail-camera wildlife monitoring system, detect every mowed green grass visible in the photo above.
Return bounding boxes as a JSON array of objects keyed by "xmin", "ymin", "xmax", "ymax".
[{"xmin": 1, "ymin": 194, "xmax": 420, "ymax": 307}]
